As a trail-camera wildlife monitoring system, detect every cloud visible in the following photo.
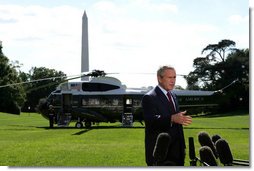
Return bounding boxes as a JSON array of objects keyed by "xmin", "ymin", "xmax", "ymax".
[
  {"xmin": 228, "ymin": 14, "xmax": 249, "ymax": 24},
  {"xmin": 0, "ymin": 4, "xmax": 83, "ymax": 76},
  {"xmin": 0, "ymin": 1, "xmax": 249, "ymax": 88},
  {"xmin": 92, "ymin": 0, "xmax": 124, "ymax": 14},
  {"xmin": 130, "ymin": 0, "xmax": 178, "ymax": 13},
  {"xmin": 0, "ymin": 18, "xmax": 17, "ymax": 24},
  {"xmin": 0, "ymin": 4, "xmax": 82, "ymax": 40},
  {"xmin": 79, "ymin": 1, "xmax": 223, "ymax": 87}
]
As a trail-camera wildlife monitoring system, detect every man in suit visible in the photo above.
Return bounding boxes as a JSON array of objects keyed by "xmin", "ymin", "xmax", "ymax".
[{"xmin": 142, "ymin": 65, "xmax": 192, "ymax": 166}]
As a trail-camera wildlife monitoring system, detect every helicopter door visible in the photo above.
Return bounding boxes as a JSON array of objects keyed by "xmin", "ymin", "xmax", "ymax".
[
  {"xmin": 58, "ymin": 94, "xmax": 72, "ymax": 127},
  {"xmin": 122, "ymin": 97, "xmax": 133, "ymax": 127},
  {"xmin": 62, "ymin": 93, "xmax": 72, "ymax": 113}
]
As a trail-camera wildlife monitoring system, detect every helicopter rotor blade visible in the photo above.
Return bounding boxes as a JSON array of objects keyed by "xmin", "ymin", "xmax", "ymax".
[
  {"xmin": 0, "ymin": 75, "xmax": 67, "ymax": 89},
  {"xmin": 111, "ymin": 72, "xmax": 187, "ymax": 77},
  {"xmin": 0, "ymin": 69, "xmax": 107, "ymax": 89},
  {"xmin": 26, "ymin": 71, "xmax": 119, "ymax": 92},
  {"xmin": 214, "ymin": 79, "xmax": 239, "ymax": 93},
  {"xmin": 26, "ymin": 75, "xmax": 82, "ymax": 93}
]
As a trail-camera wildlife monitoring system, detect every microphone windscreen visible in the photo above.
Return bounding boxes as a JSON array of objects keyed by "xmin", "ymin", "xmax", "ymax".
[
  {"xmin": 188, "ymin": 137, "xmax": 196, "ymax": 160},
  {"xmin": 199, "ymin": 146, "xmax": 218, "ymax": 166},
  {"xmin": 215, "ymin": 139, "xmax": 233, "ymax": 165},
  {"xmin": 153, "ymin": 132, "xmax": 171, "ymax": 162},
  {"xmin": 211, "ymin": 134, "xmax": 221, "ymax": 144},
  {"xmin": 198, "ymin": 131, "xmax": 218, "ymax": 158}
]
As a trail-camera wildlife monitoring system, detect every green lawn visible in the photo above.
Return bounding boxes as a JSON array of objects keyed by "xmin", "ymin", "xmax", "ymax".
[
  {"xmin": 185, "ymin": 112, "xmax": 250, "ymax": 164},
  {"xmin": 0, "ymin": 111, "xmax": 249, "ymax": 166}
]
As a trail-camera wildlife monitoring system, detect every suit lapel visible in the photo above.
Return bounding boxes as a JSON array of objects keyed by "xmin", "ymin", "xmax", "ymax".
[
  {"xmin": 155, "ymin": 86, "xmax": 180, "ymax": 113},
  {"xmin": 155, "ymin": 86, "xmax": 171, "ymax": 110}
]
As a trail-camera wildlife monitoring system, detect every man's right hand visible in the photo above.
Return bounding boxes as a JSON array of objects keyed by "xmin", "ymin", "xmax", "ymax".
[{"xmin": 171, "ymin": 111, "xmax": 192, "ymax": 126}]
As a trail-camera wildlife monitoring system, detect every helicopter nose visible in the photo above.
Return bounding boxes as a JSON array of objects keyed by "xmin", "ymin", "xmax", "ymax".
[{"xmin": 37, "ymin": 98, "xmax": 49, "ymax": 114}]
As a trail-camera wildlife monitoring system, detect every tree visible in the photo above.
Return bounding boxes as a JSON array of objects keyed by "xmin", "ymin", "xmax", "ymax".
[
  {"xmin": 185, "ymin": 39, "xmax": 249, "ymax": 112},
  {"xmin": 201, "ymin": 39, "xmax": 236, "ymax": 63},
  {"xmin": 22, "ymin": 67, "xmax": 66, "ymax": 112},
  {"xmin": 0, "ymin": 43, "xmax": 26, "ymax": 114},
  {"xmin": 221, "ymin": 49, "xmax": 249, "ymax": 110},
  {"xmin": 186, "ymin": 39, "xmax": 237, "ymax": 90}
]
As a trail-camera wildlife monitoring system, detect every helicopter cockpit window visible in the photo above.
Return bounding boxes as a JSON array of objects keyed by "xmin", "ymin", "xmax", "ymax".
[{"xmin": 82, "ymin": 83, "xmax": 120, "ymax": 91}]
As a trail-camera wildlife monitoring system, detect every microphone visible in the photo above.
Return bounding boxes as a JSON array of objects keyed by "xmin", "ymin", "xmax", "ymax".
[
  {"xmin": 153, "ymin": 132, "xmax": 171, "ymax": 166},
  {"xmin": 199, "ymin": 146, "xmax": 218, "ymax": 166},
  {"xmin": 215, "ymin": 139, "xmax": 233, "ymax": 166},
  {"xmin": 211, "ymin": 134, "xmax": 221, "ymax": 144},
  {"xmin": 198, "ymin": 131, "xmax": 218, "ymax": 158},
  {"xmin": 188, "ymin": 137, "xmax": 197, "ymax": 166},
  {"xmin": 188, "ymin": 137, "xmax": 211, "ymax": 166}
]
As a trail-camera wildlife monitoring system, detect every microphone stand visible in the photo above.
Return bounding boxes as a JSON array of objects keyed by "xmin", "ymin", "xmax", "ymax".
[
  {"xmin": 190, "ymin": 157, "xmax": 210, "ymax": 166},
  {"xmin": 189, "ymin": 137, "xmax": 210, "ymax": 166}
]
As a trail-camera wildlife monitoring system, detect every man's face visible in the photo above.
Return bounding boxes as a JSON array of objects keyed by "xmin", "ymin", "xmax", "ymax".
[{"xmin": 158, "ymin": 69, "xmax": 176, "ymax": 91}]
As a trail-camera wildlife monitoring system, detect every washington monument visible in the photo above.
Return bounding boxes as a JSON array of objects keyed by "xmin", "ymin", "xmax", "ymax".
[{"xmin": 81, "ymin": 11, "xmax": 89, "ymax": 80}]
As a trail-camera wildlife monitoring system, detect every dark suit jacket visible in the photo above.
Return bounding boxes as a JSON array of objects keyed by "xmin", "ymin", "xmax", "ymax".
[{"xmin": 142, "ymin": 86, "xmax": 186, "ymax": 166}]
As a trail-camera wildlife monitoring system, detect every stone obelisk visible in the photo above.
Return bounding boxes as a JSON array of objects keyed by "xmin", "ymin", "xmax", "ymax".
[{"xmin": 81, "ymin": 11, "xmax": 89, "ymax": 80}]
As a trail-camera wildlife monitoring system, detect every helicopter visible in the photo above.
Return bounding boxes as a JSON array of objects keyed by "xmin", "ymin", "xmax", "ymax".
[
  {"xmin": 35, "ymin": 69, "xmax": 238, "ymax": 129},
  {"xmin": 0, "ymin": 11, "xmax": 240, "ymax": 128}
]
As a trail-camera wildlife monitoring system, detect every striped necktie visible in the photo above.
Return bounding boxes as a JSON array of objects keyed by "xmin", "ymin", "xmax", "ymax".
[{"xmin": 167, "ymin": 91, "xmax": 176, "ymax": 113}]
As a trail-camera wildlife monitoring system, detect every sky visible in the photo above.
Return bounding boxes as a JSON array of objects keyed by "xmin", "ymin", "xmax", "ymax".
[{"xmin": 0, "ymin": 0, "xmax": 250, "ymax": 89}]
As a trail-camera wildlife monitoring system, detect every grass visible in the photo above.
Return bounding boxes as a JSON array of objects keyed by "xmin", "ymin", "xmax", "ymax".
[
  {"xmin": 0, "ymin": 111, "xmax": 249, "ymax": 167},
  {"xmin": 185, "ymin": 112, "xmax": 250, "ymax": 164}
]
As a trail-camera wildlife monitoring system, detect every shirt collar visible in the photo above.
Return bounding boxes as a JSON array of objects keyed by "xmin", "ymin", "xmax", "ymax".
[{"xmin": 158, "ymin": 85, "xmax": 168, "ymax": 96}]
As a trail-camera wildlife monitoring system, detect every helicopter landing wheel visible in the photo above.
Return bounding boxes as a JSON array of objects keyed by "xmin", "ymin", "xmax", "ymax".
[
  {"xmin": 85, "ymin": 121, "xmax": 92, "ymax": 129},
  {"xmin": 75, "ymin": 122, "xmax": 83, "ymax": 128}
]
